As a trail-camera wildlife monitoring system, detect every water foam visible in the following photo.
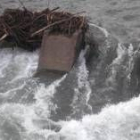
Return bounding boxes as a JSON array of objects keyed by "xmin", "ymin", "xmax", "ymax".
[
  {"xmin": 0, "ymin": 38, "xmax": 140, "ymax": 140},
  {"xmin": 34, "ymin": 75, "xmax": 67, "ymax": 119},
  {"xmin": 89, "ymin": 23, "xmax": 109, "ymax": 38},
  {"xmin": 0, "ymin": 48, "xmax": 38, "ymax": 81},
  {"xmin": 106, "ymin": 43, "xmax": 137, "ymax": 87},
  {"xmin": 0, "ymin": 48, "xmax": 39, "ymax": 101},
  {"xmin": 55, "ymin": 95, "xmax": 140, "ymax": 140},
  {"xmin": 72, "ymin": 50, "xmax": 92, "ymax": 115}
]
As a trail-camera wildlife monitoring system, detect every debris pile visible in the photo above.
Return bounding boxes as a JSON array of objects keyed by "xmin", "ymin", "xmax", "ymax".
[{"xmin": 0, "ymin": 8, "xmax": 87, "ymax": 51}]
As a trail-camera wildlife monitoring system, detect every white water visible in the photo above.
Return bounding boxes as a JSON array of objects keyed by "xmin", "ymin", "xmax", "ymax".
[
  {"xmin": 0, "ymin": 41, "xmax": 140, "ymax": 140},
  {"xmin": 71, "ymin": 49, "xmax": 92, "ymax": 117},
  {"xmin": 57, "ymin": 95, "xmax": 140, "ymax": 140},
  {"xmin": 0, "ymin": 48, "xmax": 66, "ymax": 139}
]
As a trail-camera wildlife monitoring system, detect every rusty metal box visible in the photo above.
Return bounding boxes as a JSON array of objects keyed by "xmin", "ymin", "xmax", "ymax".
[{"xmin": 37, "ymin": 30, "xmax": 83, "ymax": 73}]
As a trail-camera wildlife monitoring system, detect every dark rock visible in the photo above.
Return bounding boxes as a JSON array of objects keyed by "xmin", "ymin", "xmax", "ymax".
[
  {"xmin": 0, "ymin": 40, "xmax": 15, "ymax": 49},
  {"xmin": 84, "ymin": 23, "xmax": 108, "ymax": 66},
  {"xmin": 84, "ymin": 23, "xmax": 118, "ymax": 65},
  {"xmin": 129, "ymin": 54, "xmax": 140, "ymax": 94}
]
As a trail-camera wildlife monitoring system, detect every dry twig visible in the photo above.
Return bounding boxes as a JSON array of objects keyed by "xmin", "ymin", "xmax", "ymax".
[{"xmin": 0, "ymin": 8, "xmax": 87, "ymax": 51}]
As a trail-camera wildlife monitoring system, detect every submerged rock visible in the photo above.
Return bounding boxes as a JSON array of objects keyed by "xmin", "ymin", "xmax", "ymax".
[{"xmin": 84, "ymin": 23, "xmax": 118, "ymax": 67}]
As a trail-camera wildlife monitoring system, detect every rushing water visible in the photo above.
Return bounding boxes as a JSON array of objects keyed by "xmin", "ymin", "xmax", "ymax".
[{"xmin": 1, "ymin": 0, "xmax": 140, "ymax": 140}]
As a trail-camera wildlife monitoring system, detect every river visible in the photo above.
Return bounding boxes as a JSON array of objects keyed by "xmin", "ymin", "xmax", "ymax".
[{"xmin": 0, "ymin": 0, "xmax": 140, "ymax": 140}]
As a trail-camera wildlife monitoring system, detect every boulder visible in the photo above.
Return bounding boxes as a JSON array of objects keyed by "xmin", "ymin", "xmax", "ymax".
[{"xmin": 84, "ymin": 23, "xmax": 118, "ymax": 65}]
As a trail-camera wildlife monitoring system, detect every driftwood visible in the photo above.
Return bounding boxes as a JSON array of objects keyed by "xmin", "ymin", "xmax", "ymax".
[
  {"xmin": 0, "ymin": 34, "xmax": 8, "ymax": 41},
  {"xmin": 31, "ymin": 11, "xmax": 85, "ymax": 37},
  {"xmin": 0, "ymin": 8, "xmax": 87, "ymax": 51}
]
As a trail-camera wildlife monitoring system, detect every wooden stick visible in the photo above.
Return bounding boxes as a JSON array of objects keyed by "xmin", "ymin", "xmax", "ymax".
[
  {"xmin": 50, "ymin": 7, "xmax": 60, "ymax": 12},
  {"xmin": 31, "ymin": 17, "xmax": 73, "ymax": 37},
  {"xmin": 31, "ymin": 11, "xmax": 85, "ymax": 37},
  {"xmin": 0, "ymin": 34, "xmax": 8, "ymax": 41}
]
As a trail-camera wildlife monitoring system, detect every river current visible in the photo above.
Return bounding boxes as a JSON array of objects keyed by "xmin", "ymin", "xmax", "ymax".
[{"xmin": 0, "ymin": 0, "xmax": 140, "ymax": 140}]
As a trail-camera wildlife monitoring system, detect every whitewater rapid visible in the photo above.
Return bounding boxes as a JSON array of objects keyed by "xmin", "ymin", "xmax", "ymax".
[{"xmin": 0, "ymin": 35, "xmax": 140, "ymax": 140}]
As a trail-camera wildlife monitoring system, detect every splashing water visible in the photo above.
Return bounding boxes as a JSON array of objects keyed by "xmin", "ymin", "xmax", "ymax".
[
  {"xmin": 56, "ymin": 95, "xmax": 140, "ymax": 140},
  {"xmin": 0, "ymin": 16, "xmax": 140, "ymax": 140},
  {"xmin": 71, "ymin": 49, "xmax": 92, "ymax": 117}
]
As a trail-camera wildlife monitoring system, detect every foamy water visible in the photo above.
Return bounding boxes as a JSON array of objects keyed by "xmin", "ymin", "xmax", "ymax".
[
  {"xmin": 0, "ymin": 40, "xmax": 139, "ymax": 140},
  {"xmin": 57, "ymin": 95, "xmax": 140, "ymax": 140}
]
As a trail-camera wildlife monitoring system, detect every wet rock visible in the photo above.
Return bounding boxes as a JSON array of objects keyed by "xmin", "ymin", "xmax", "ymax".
[
  {"xmin": 84, "ymin": 23, "xmax": 118, "ymax": 67},
  {"xmin": 84, "ymin": 23, "xmax": 123, "ymax": 114},
  {"xmin": 0, "ymin": 40, "xmax": 15, "ymax": 49},
  {"xmin": 85, "ymin": 23, "xmax": 107, "ymax": 47},
  {"xmin": 129, "ymin": 54, "xmax": 140, "ymax": 94},
  {"xmin": 84, "ymin": 24, "xmax": 102, "ymax": 65},
  {"xmin": 34, "ymin": 70, "xmax": 64, "ymax": 85}
]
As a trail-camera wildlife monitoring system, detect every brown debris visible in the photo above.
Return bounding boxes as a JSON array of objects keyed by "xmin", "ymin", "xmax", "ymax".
[{"xmin": 0, "ymin": 8, "xmax": 88, "ymax": 51}]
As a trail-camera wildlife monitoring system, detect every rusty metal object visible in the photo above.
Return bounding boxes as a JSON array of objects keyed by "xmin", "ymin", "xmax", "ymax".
[{"xmin": 37, "ymin": 30, "xmax": 83, "ymax": 73}]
